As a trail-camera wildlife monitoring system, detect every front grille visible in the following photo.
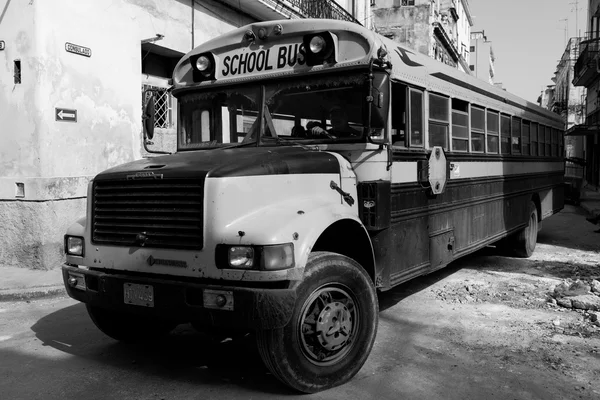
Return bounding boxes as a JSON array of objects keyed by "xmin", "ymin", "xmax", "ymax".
[{"xmin": 92, "ymin": 178, "xmax": 204, "ymax": 250}]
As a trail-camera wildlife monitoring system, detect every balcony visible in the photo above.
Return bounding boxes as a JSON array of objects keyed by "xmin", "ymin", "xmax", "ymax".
[
  {"xmin": 218, "ymin": 0, "xmax": 359, "ymax": 24},
  {"xmin": 551, "ymin": 100, "xmax": 567, "ymax": 115},
  {"xmin": 573, "ymin": 37, "xmax": 600, "ymax": 87},
  {"xmin": 566, "ymin": 123, "xmax": 600, "ymax": 136}
]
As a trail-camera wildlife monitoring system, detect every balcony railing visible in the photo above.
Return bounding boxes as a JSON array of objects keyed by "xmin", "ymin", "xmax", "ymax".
[
  {"xmin": 218, "ymin": 0, "xmax": 360, "ymax": 24},
  {"xmin": 278, "ymin": 0, "xmax": 359, "ymax": 23},
  {"xmin": 551, "ymin": 100, "xmax": 567, "ymax": 114},
  {"xmin": 573, "ymin": 37, "xmax": 600, "ymax": 87}
]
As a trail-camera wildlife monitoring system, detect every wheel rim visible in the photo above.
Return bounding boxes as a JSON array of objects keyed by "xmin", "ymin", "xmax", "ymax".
[{"xmin": 298, "ymin": 284, "xmax": 359, "ymax": 366}]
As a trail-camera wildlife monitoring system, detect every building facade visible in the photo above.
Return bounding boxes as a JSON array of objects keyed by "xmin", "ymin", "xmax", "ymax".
[
  {"xmin": 469, "ymin": 30, "xmax": 495, "ymax": 85},
  {"xmin": 571, "ymin": 0, "xmax": 600, "ymax": 190},
  {"xmin": 371, "ymin": 0, "xmax": 473, "ymax": 73},
  {"xmin": 0, "ymin": 0, "xmax": 366, "ymax": 270}
]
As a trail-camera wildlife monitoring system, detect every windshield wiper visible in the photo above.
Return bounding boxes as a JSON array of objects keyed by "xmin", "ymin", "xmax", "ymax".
[
  {"xmin": 261, "ymin": 136, "xmax": 318, "ymax": 151},
  {"xmin": 218, "ymin": 140, "xmax": 258, "ymax": 150}
]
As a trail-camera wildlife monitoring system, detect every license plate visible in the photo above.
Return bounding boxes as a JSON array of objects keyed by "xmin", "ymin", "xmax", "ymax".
[{"xmin": 124, "ymin": 283, "xmax": 154, "ymax": 307}]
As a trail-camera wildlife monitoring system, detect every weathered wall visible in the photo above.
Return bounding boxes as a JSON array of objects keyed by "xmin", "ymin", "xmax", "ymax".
[
  {"xmin": 0, "ymin": 0, "xmax": 40, "ymax": 178},
  {"xmin": 0, "ymin": 0, "xmax": 252, "ymax": 270},
  {"xmin": 372, "ymin": 0, "xmax": 432, "ymax": 56}
]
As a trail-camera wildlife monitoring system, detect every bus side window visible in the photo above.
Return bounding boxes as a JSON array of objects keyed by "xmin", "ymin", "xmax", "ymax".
[
  {"xmin": 391, "ymin": 82, "xmax": 407, "ymax": 146},
  {"xmin": 429, "ymin": 93, "xmax": 450, "ymax": 149},
  {"xmin": 409, "ymin": 88, "xmax": 424, "ymax": 147}
]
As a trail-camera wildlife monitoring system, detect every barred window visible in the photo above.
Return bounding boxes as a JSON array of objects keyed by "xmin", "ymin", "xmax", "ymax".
[{"xmin": 142, "ymin": 84, "xmax": 174, "ymax": 130}]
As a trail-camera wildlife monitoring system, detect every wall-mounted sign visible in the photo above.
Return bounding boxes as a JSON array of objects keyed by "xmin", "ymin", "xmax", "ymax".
[
  {"xmin": 55, "ymin": 108, "xmax": 77, "ymax": 122},
  {"xmin": 0, "ymin": 41, "xmax": 5, "ymax": 51},
  {"xmin": 65, "ymin": 42, "xmax": 91, "ymax": 57}
]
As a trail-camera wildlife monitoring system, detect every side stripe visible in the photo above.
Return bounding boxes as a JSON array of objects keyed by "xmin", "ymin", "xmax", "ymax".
[{"xmin": 392, "ymin": 160, "xmax": 564, "ymax": 183}]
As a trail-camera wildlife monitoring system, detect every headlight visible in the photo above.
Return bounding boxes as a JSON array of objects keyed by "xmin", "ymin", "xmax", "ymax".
[
  {"xmin": 195, "ymin": 55, "xmax": 211, "ymax": 72},
  {"xmin": 228, "ymin": 246, "xmax": 255, "ymax": 268},
  {"xmin": 65, "ymin": 236, "xmax": 84, "ymax": 256},
  {"xmin": 261, "ymin": 244, "xmax": 295, "ymax": 270},
  {"xmin": 218, "ymin": 243, "xmax": 295, "ymax": 270},
  {"xmin": 309, "ymin": 36, "xmax": 326, "ymax": 54}
]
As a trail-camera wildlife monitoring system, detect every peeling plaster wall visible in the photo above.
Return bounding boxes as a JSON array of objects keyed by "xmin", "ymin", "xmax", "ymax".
[
  {"xmin": 0, "ymin": 0, "xmax": 252, "ymax": 270},
  {"xmin": 371, "ymin": 0, "xmax": 432, "ymax": 56},
  {"xmin": 0, "ymin": 0, "xmax": 40, "ymax": 178}
]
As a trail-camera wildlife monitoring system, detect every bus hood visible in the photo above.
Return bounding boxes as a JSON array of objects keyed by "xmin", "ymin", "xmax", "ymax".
[{"xmin": 94, "ymin": 147, "xmax": 341, "ymax": 181}]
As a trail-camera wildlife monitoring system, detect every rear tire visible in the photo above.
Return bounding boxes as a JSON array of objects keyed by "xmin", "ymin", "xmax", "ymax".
[
  {"xmin": 86, "ymin": 305, "xmax": 176, "ymax": 342},
  {"xmin": 256, "ymin": 251, "xmax": 378, "ymax": 393},
  {"xmin": 511, "ymin": 201, "xmax": 538, "ymax": 258}
]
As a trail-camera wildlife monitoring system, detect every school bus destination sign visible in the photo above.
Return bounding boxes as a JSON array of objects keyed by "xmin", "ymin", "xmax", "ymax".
[{"xmin": 65, "ymin": 42, "xmax": 91, "ymax": 57}]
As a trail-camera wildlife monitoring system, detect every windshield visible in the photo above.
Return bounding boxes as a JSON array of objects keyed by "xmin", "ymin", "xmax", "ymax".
[{"xmin": 177, "ymin": 73, "xmax": 370, "ymax": 150}]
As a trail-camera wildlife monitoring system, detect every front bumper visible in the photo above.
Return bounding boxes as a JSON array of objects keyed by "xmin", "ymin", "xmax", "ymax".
[{"xmin": 62, "ymin": 265, "xmax": 296, "ymax": 330}]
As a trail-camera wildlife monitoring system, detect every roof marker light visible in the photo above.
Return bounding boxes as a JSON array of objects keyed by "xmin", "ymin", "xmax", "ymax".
[
  {"xmin": 244, "ymin": 29, "xmax": 256, "ymax": 42},
  {"xmin": 273, "ymin": 24, "xmax": 283, "ymax": 35},
  {"xmin": 258, "ymin": 27, "xmax": 268, "ymax": 40}
]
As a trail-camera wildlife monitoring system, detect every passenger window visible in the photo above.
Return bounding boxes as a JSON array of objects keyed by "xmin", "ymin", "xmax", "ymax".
[
  {"xmin": 486, "ymin": 110, "xmax": 499, "ymax": 154},
  {"xmin": 530, "ymin": 123, "xmax": 538, "ymax": 156},
  {"xmin": 500, "ymin": 115, "xmax": 511, "ymax": 154},
  {"xmin": 470, "ymin": 106, "xmax": 485, "ymax": 153},
  {"xmin": 429, "ymin": 93, "xmax": 449, "ymax": 149},
  {"xmin": 522, "ymin": 121, "xmax": 531, "ymax": 155},
  {"xmin": 511, "ymin": 117, "xmax": 521, "ymax": 154},
  {"xmin": 391, "ymin": 82, "xmax": 407, "ymax": 146},
  {"xmin": 409, "ymin": 89, "xmax": 424, "ymax": 147},
  {"xmin": 451, "ymin": 99, "xmax": 468, "ymax": 152}
]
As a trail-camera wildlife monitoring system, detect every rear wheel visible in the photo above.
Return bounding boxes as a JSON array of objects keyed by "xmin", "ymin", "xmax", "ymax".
[
  {"xmin": 256, "ymin": 251, "xmax": 378, "ymax": 393},
  {"xmin": 86, "ymin": 305, "xmax": 176, "ymax": 342},
  {"xmin": 511, "ymin": 201, "xmax": 539, "ymax": 258}
]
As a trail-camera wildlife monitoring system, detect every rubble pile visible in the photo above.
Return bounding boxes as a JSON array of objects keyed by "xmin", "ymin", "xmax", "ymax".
[{"xmin": 549, "ymin": 279, "xmax": 600, "ymax": 326}]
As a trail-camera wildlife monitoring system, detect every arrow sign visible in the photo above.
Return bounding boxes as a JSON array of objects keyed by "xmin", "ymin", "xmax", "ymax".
[{"xmin": 55, "ymin": 108, "xmax": 77, "ymax": 122}]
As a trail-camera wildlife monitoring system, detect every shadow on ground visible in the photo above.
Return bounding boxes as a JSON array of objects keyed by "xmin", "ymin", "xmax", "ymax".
[{"xmin": 26, "ymin": 304, "xmax": 292, "ymax": 396}]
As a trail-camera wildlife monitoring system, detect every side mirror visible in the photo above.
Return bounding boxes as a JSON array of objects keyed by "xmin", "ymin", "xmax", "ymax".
[
  {"xmin": 367, "ymin": 128, "xmax": 387, "ymax": 146},
  {"xmin": 143, "ymin": 92, "xmax": 155, "ymax": 140}
]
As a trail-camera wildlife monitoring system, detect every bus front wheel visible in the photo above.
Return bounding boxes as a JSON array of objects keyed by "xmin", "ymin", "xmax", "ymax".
[
  {"xmin": 511, "ymin": 201, "xmax": 539, "ymax": 258},
  {"xmin": 256, "ymin": 251, "xmax": 378, "ymax": 393}
]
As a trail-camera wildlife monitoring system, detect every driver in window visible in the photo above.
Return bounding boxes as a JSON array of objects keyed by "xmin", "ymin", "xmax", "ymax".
[{"xmin": 308, "ymin": 105, "xmax": 361, "ymax": 138}]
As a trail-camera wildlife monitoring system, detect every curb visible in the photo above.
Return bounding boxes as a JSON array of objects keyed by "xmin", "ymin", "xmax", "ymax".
[{"xmin": 0, "ymin": 285, "xmax": 66, "ymax": 302}]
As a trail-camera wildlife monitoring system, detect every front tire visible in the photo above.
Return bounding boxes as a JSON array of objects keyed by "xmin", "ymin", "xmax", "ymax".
[
  {"xmin": 256, "ymin": 252, "xmax": 378, "ymax": 393},
  {"xmin": 86, "ymin": 305, "xmax": 176, "ymax": 342}
]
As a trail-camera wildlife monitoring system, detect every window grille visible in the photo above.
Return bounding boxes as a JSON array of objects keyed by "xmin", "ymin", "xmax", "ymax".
[
  {"xmin": 14, "ymin": 60, "xmax": 21, "ymax": 84},
  {"xmin": 142, "ymin": 84, "xmax": 173, "ymax": 129}
]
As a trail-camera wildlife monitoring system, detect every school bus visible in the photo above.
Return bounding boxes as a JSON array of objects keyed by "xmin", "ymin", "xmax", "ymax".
[{"xmin": 63, "ymin": 19, "xmax": 564, "ymax": 393}]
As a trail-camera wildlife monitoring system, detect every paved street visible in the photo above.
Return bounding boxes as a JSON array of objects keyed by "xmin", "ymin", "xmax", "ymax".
[{"xmin": 1, "ymin": 205, "xmax": 599, "ymax": 400}]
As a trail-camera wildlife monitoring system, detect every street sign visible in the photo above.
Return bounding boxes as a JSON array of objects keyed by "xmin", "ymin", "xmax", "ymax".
[
  {"xmin": 65, "ymin": 42, "xmax": 91, "ymax": 57},
  {"xmin": 55, "ymin": 108, "xmax": 77, "ymax": 122},
  {"xmin": 0, "ymin": 41, "xmax": 5, "ymax": 51}
]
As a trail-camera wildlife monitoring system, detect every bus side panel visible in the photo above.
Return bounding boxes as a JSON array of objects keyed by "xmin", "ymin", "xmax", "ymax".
[
  {"xmin": 372, "ymin": 216, "xmax": 429, "ymax": 289},
  {"xmin": 381, "ymin": 170, "xmax": 564, "ymax": 289},
  {"xmin": 540, "ymin": 185, "xmax": 565, "ymax": 219}
]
